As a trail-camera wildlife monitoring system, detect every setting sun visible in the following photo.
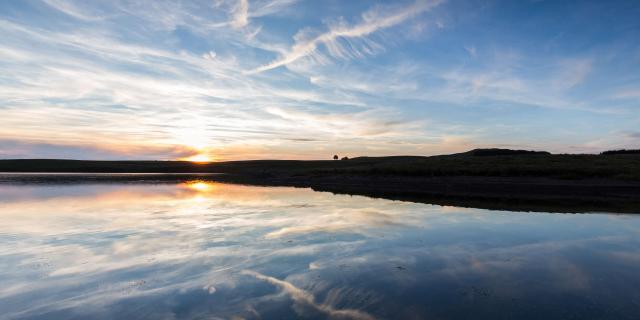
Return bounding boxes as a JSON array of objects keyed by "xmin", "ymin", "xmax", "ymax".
[{"xmin": 182, "ymin": 154, "xmax": 213, "ymax": 163}]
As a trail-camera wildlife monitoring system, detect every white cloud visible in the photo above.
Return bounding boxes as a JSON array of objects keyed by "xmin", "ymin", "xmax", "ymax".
[
  {"xmin": 554, "ymin": 58, "xmax": 593, "ymax": 89},
  {"xmin": 251, "ymin": 0, "xmax": 299, "ymax": 17},
  {"xmin": 230, "ymin": 0, "xmax": 249, "ymax": 28},
  {"xmin": 464, "ymin": 45, "xmax": 477, "ymax": 57},
  {"xmin": 210, "ymin": 0, "xmax": 299, "ymax": 31},
  {"xmin": 613, "ymin": 87, "xmax": 640, "ymax": 99},
  {"xmin": 0, "ymin": 16, "xmax": 430, "ymax": 159},
  {"xmin": 248, "ymin": 0, "xmax": 445, "ymax": 73},
  {"xmin": 42, "ymin": 0, "xmax": 105, "ymax": 21}
]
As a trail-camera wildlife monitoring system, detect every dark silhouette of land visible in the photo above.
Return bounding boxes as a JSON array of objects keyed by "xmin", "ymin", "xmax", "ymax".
[
  {"xmin": 2, "ymin": 148, "xmax": 640, "ymax": 213},
  {"xmin": 601, "ymin": 149, "xmax": 640, "ymax": 155}
]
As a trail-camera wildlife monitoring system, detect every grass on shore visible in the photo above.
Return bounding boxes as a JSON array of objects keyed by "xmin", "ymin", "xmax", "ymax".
[{"xmin": 1, "ymin": 149, "xmax": 639, "ymax": 181}]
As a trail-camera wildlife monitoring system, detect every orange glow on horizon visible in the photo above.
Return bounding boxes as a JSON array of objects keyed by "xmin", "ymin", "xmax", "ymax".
[
  {"xmin": 182, "ymin": 153, "xmax": 213, "ymax": 163},
  {"xmin": 184, "ymin": 181, "xmax": 216, "ymax": 192}
]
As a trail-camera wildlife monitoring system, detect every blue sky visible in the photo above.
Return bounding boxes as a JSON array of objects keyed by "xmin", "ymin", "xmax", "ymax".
[{"xmin": 1, "ymin": 0, "xmax": 639, "ymax": 160}]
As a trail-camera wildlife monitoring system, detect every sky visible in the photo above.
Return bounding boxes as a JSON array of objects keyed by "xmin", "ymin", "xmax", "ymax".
[{"xmin": 0, "ymin": 0, "xmax": 639, "ymax": 161}]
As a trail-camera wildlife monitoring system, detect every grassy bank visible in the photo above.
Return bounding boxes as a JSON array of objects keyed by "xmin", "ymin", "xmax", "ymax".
[
  {"xmin": 2, "ymin": 149, "xmax": 639, "ymax": 181},
  {"xmin": 2, "ymin": 149, "xmax": 640, "ymax": 213}
]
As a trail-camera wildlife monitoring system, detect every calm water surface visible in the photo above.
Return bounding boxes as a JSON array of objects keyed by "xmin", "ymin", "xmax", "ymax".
[{"xmin": 1, "ymin": 177, "xmax": 640, "ymax": 319}]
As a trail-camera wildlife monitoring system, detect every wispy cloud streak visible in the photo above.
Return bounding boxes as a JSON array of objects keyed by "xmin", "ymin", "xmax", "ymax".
[
  {"xmin": 230, "ymin": 0, "xmax": 249, "ymax": 28},
  {"xmin": 248, "ymin": 0, "xmax": 445, "ymax": 73}
]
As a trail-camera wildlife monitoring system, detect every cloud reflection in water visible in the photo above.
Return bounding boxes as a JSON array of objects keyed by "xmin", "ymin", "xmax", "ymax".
[{"xmin": 1, "ymin": 180, "xmax": 640, "ymax": 319}]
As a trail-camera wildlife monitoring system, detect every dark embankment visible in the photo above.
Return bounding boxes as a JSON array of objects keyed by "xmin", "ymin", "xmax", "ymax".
[{"xmin": 2, "ymin": 149, "xmax": 640, "ymax": 213}]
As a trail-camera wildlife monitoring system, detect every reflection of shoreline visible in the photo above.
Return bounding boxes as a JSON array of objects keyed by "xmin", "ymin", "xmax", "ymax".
[
  {"xmin": 0, "ymin": 173, "xmax": 222, "ymax": 185},
  {"xmin": 209, "ymin": 174, "xmax": 640, "ymax": 214},
  {"xmin": 0, "ymin": 180, "xmax": 422, "ymax": 240},
  {"xmin": 0, "ymin": 179, "xmax": 294, "ymax": 206},
  {"xmin": 2, "ymin": 174, "xmax": 640, "ymax": 213}
]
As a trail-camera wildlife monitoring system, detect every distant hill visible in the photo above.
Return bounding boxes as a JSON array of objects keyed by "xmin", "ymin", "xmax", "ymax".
[
  {"xmin": 457, "ymin": 148, "xmax": 551, "ymax": 157},
  {"xmin": 0, "ymin": 149, "xmax": 639, "ymax": 181},
  {"xmin": 3, "ymin": 149, "xmax": 640, "ymax": 213},
  {"xmin": 601, "ymin": 149, "xmax": 640, "ymax": 155}
]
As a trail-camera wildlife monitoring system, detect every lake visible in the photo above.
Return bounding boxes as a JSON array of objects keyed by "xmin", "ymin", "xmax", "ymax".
[{"xmin": 1, "ymin": 175, "xmax": 640, "ymax": 319}]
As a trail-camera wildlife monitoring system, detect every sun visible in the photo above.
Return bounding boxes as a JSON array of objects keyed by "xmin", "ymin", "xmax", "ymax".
[{"xmin": 183, "ymin": 154, "xmax": 212, "ymax": 163}]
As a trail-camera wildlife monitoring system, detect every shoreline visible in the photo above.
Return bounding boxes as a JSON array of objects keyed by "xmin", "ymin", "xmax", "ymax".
[
  {"xmin": 211, "ymin": 174, "xmax": 640, "ymax": 214},
  {"xmin": 2, "ymin": 153, "xmax": 639, "ymax": 213},
  {"xmin": 3, "ymin": 172, "xmax": 639, "ymax": 213}
]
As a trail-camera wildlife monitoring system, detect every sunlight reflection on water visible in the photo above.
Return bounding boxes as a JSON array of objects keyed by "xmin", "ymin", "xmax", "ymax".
[{"xmin": 1, "ymin": 179, "xmax": 640, "ymax": 319}]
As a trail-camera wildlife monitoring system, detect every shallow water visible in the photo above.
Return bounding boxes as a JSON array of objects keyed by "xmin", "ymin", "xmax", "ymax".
[{"xmin": 1, "ymin": 177, "xmax": 640, "ymax": 319}]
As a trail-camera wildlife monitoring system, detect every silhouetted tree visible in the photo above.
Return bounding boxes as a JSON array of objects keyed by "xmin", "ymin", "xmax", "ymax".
[
  {"xmin": 333, "ymin": 155, "xmax": 339, "ymax": 160},
  {"xmin": 341, "ymin": 156, "xmax": 349, "ymax": 160}
]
